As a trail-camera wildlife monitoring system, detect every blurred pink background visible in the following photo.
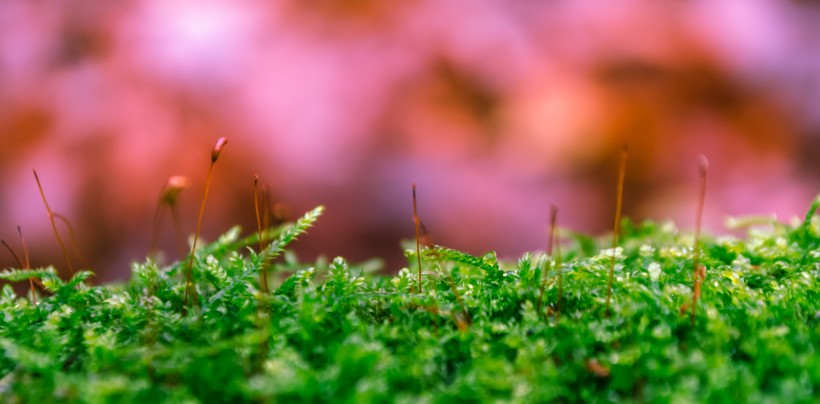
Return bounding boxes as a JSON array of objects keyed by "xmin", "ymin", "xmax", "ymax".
[{"xmin": 1, "ymin": 1, "xmax": 819, "ymax": 281}]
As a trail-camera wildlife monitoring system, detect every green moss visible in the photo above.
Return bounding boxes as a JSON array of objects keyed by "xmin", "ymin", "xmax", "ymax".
[{"xmin": 1, "ymin": 201, "xmax": 818, "ymax": 403}]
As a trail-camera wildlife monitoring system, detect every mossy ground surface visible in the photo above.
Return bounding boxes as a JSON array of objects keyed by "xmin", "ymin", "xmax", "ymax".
[{"xmin": 1, "ymin": 201, "xmax": 819, "ymax": 403}]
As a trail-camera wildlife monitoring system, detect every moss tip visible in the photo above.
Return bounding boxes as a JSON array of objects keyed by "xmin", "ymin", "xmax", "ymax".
[{"xmin": 211, "ymin": 137, "xmax": 229, "ymax": 163}]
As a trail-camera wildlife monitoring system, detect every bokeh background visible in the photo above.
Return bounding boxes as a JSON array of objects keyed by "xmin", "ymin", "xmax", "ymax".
[{"xmin": 1, "ymin": 1, "xmax": 819, "ymax": 282}]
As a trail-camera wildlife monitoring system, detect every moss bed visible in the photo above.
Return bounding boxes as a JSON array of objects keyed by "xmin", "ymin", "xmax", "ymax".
[{"xmin": 1, "ymin": 198, "xmax": 819, "ymax": 402}]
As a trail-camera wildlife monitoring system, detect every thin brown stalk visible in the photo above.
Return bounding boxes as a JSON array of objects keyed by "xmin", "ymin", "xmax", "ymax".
[
  {"xmin": 412, "ymin": 183, "xmax": 423, "ymax": 294},
  {"xmin": 253, "ymin": 176, "xmax": 264, "ymax": 252},
  {"xmin": 52, "ymin": 213, "xmax": 90, "ymax": 270},
  {"xmin": 2, "ymin": 227, "xmax": 36, "ymax": 304},
  {"xmin": 1, "ymin": 238, "xmax": 25, "ymax": 297},
  {"xmin": 253, "ymin": 175, "xmax": 269, "ymax": 293},
  {"xmin": 537, "ymin": 205, "xmax": 558, "ymax": 316},
  {"xmin": 252, "ymin": 175, "xmax": 272, "ymax": 373},
  {"xmin": 33, "ymin": 170, "xmax": 73, "ymax": 275},
  {"xmin": 18, "ymin": 226, "xmax": 35, "ymax": 304},
  {"xmin": 605, "ymin": 145, "xmax": 628, "ymax": 317},
  {"xmin": 151, "ymin": 176, "xmax": 189, "ymax": 258},
  {"xmin": 144, "ymin": 175, "xmax": 187, "ymax": 376},
  {"xmin": 691, "ymin": 156, "xmax": 708, "ymax": 326},
  {"xmin": 184, "ymin": 137, "xmax": 228, "ymax": 307},
  {"xmin": 555, "ymin": 226, "xmax": 563, "ymax": 319},
  {"xmin": 1, "ymin": 240, "xmax": 23, "ymax": 268}
]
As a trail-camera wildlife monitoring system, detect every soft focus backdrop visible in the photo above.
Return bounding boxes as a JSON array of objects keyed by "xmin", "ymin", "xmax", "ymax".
[{"xmin": 2, "ymin": 1, "xmax": 819, "ymax": 281}]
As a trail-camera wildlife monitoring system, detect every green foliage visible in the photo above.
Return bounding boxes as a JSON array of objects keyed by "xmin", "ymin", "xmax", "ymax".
[
  {"xmin": 0, "ymin": 267, "xmax": 59, "ymax": 282},
  {"xmin": 1, "ymin": 201, "xmax": 819, "ymax": 403}
]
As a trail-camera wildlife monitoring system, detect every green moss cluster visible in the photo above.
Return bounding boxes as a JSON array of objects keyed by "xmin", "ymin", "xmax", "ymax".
[{"xmin": 1, "ymin": 200, "xmax": 818, "ymax": 402}]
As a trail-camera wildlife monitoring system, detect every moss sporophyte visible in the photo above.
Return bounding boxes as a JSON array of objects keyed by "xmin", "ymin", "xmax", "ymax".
[{"xmin": 0, "ymin": 140, "xmax": 818, "ymax": 402}]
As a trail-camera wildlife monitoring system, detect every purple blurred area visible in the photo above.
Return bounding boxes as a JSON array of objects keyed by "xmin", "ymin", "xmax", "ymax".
[{"xmin": 1, "ymin": 1, "xmax": 819, "ymax": 281}]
